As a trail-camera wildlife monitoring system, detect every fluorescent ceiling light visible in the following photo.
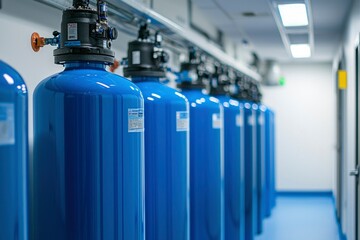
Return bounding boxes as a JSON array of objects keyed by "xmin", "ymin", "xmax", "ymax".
[
  {"xmin": 290, "ymin": 44, "xmax": 311, "ymax": 58},
  {"xmin": 278, "ymin": 3, "xmax": 309, "ymax": 27}
]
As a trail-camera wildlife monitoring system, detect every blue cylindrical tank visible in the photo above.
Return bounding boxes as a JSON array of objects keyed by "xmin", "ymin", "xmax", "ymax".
[
  {"xmin": 31, "ymin": 3, "xmax": 145, "ymax": 240},
  {"xmin": 269, "ymin": 110, "xmax": 277, "ymax": 209},
  {"xmin": 264, "ymin": 108, "xmax": 272, "ymax": 217},
  {"xmin": 255, "ymin": 104, "xmax": 266, "ymax": 234},
  {"xmin": 208, "ymin": 66, "xmax": 245, "ymax": 240},
  {"xmin": 178, "ymin": 58, "xmax": 224, "ymax": 240},
  {"xmin": 32, "ymin": 62, "xmax": 144, "ymax": 240},
  {"xmin": 0, "ymin": 60, "xmax": 28, "ymax": 240},
  {"xmin": 122, "ymin": 25, "xmax": 190, "ymax": 240},
  {"xmin": 183, "ymin": 89, "xmax": 224, "ymax": 240},
  {"xmin": 132, "ymin": 77, "xmax": 189, "ymax": 240},
  {"xmin": 216, "ymin": 95, "xmax": 245, "ymax": 240},
  {"xmin": 231, "ymin": 77, "xmax": 257, "ymax": 240},
  {"xmin": 243, "ymin": 102, "xmax": 258, "ymax": 240}
]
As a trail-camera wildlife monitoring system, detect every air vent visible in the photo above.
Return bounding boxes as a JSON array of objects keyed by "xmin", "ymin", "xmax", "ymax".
[
  {"xmin": 241, "ymin": 12, "xmax": 270, "ymax": 17},
  {"xmin": 242, "ymin": 12, "xmax": 256, "ymax": 17}
]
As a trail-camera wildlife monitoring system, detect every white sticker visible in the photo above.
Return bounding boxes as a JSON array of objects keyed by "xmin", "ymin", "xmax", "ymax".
[
  {"xmin": 128, "ymin": 108, "xmax": 144, "ymax": 132},
  {"xmin": 236, "ymin": 114, "xmax": 243, "ymax": 127},
  {"xmin": 67, "ymin": 23, "xmax": 78, "ymax": 40},
  {"xmin": 0, "ymin": 103, "xmax": 15, "ymax": 145},
  {"xmin": 258, "ymin": 115, "xmax": 265, "ymax": 126},
  {"xmin": 248, "ymin": 115, "xmax": 255, "ymax": 126},
  {"xmin": 132, "ymin": 51, "xmax": 141, "ymax": 65},
  {"xmin": 212, "ymin": 113, "xmax": 222, "ymax": 129},
  {"xmin": 176, "ymin": 111, "xmax": 189, "ymax": 132}
]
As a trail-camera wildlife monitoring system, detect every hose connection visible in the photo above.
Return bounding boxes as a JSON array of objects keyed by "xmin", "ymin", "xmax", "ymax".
[{"xmin": 31, "ymin": 31, "xmax": 60, "ymax": 52}]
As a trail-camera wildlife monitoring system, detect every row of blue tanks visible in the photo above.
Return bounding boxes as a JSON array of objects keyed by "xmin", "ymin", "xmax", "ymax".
[{"xmin": 0, "ymin": 1, "xmax": 276, "ymax": 239}]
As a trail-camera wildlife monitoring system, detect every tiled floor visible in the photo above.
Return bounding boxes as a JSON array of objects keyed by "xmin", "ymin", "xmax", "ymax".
[{"xmin": 255, "ymin": 194, "xmax": 342, "ymax": 240}]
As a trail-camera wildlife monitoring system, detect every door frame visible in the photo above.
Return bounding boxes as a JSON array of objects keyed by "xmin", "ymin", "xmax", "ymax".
[
  {"xmin": 337, "ymin": 56, "xmax": 348, "ymax": 226},
  {"xmin": 336, "ymin": 60, "xmax": 344, "ymax": 221},
  {"xmin": 355, "ymin": 35, "xmax": 359, "ymax": 240}
]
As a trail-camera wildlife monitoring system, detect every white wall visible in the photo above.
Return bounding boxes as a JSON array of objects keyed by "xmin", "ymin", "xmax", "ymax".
[
  {"xmin": 262, "ymin": 62, "xmax": 336, "ymax": 191},
  {"xmin": 332, "ymin": 0, "xmax": 360, "ymax": 239}
]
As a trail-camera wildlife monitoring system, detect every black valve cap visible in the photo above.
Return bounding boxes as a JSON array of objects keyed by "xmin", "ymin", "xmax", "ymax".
[
  {"xmin": 53, "ymin": 31, "xmax": 60, "ymax": 37},
  {"xmin": 138, "ymin": 24, "xmax": 150, "ymax": 40}
]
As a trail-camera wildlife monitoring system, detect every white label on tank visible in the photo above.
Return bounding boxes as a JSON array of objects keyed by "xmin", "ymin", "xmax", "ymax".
[
  {"xmin": 0, "ymin": 103, "xmax": 15, "ymax": 145},
  {"xmin": 67, "ymin": 23, "xmax": 78, "ymax": 40},
  {"xmin": 128, "ymin": 108, "xmax": 144, "ymax": 132},
  {"xmin": 176, "ymin": 111, "xmax": 189, "ymax": 132},
  {"xmin": 132, "ymin": 51, "xmax": 141, "ymax": 65},
  {"xmin": 248, "ymin": 115, "xmax": 255, "ymax": 126},
  {"xmin": 236, "ymin": 114, "xmax": 243, "ymax": 127},
  {"xmin": 212, "ymin": 113, "xmax": 222, "ymax": 129},
  {"xmin": 258, "ymin": 114, "xmax": 265, "ymax": 126}
]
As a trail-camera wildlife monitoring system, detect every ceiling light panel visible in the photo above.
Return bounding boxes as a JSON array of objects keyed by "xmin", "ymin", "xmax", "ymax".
[
  {"xmin": 290, "ymin": 44, "xmax": 311, "ymax": 58},
  {"xmin": 278, "ymin": 3, "xmax": 309, "ymax": 27}
]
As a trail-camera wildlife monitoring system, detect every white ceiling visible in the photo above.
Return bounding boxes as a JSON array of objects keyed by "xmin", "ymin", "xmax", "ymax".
[{"xmin": 192, "ymin": 0, "xmax": 353, "ymax": 62}]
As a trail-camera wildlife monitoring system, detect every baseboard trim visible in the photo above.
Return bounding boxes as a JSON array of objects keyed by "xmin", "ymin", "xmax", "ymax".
[{"xmin": 276, "ymin": 191, "xmax": 333, "ymax": 197}]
